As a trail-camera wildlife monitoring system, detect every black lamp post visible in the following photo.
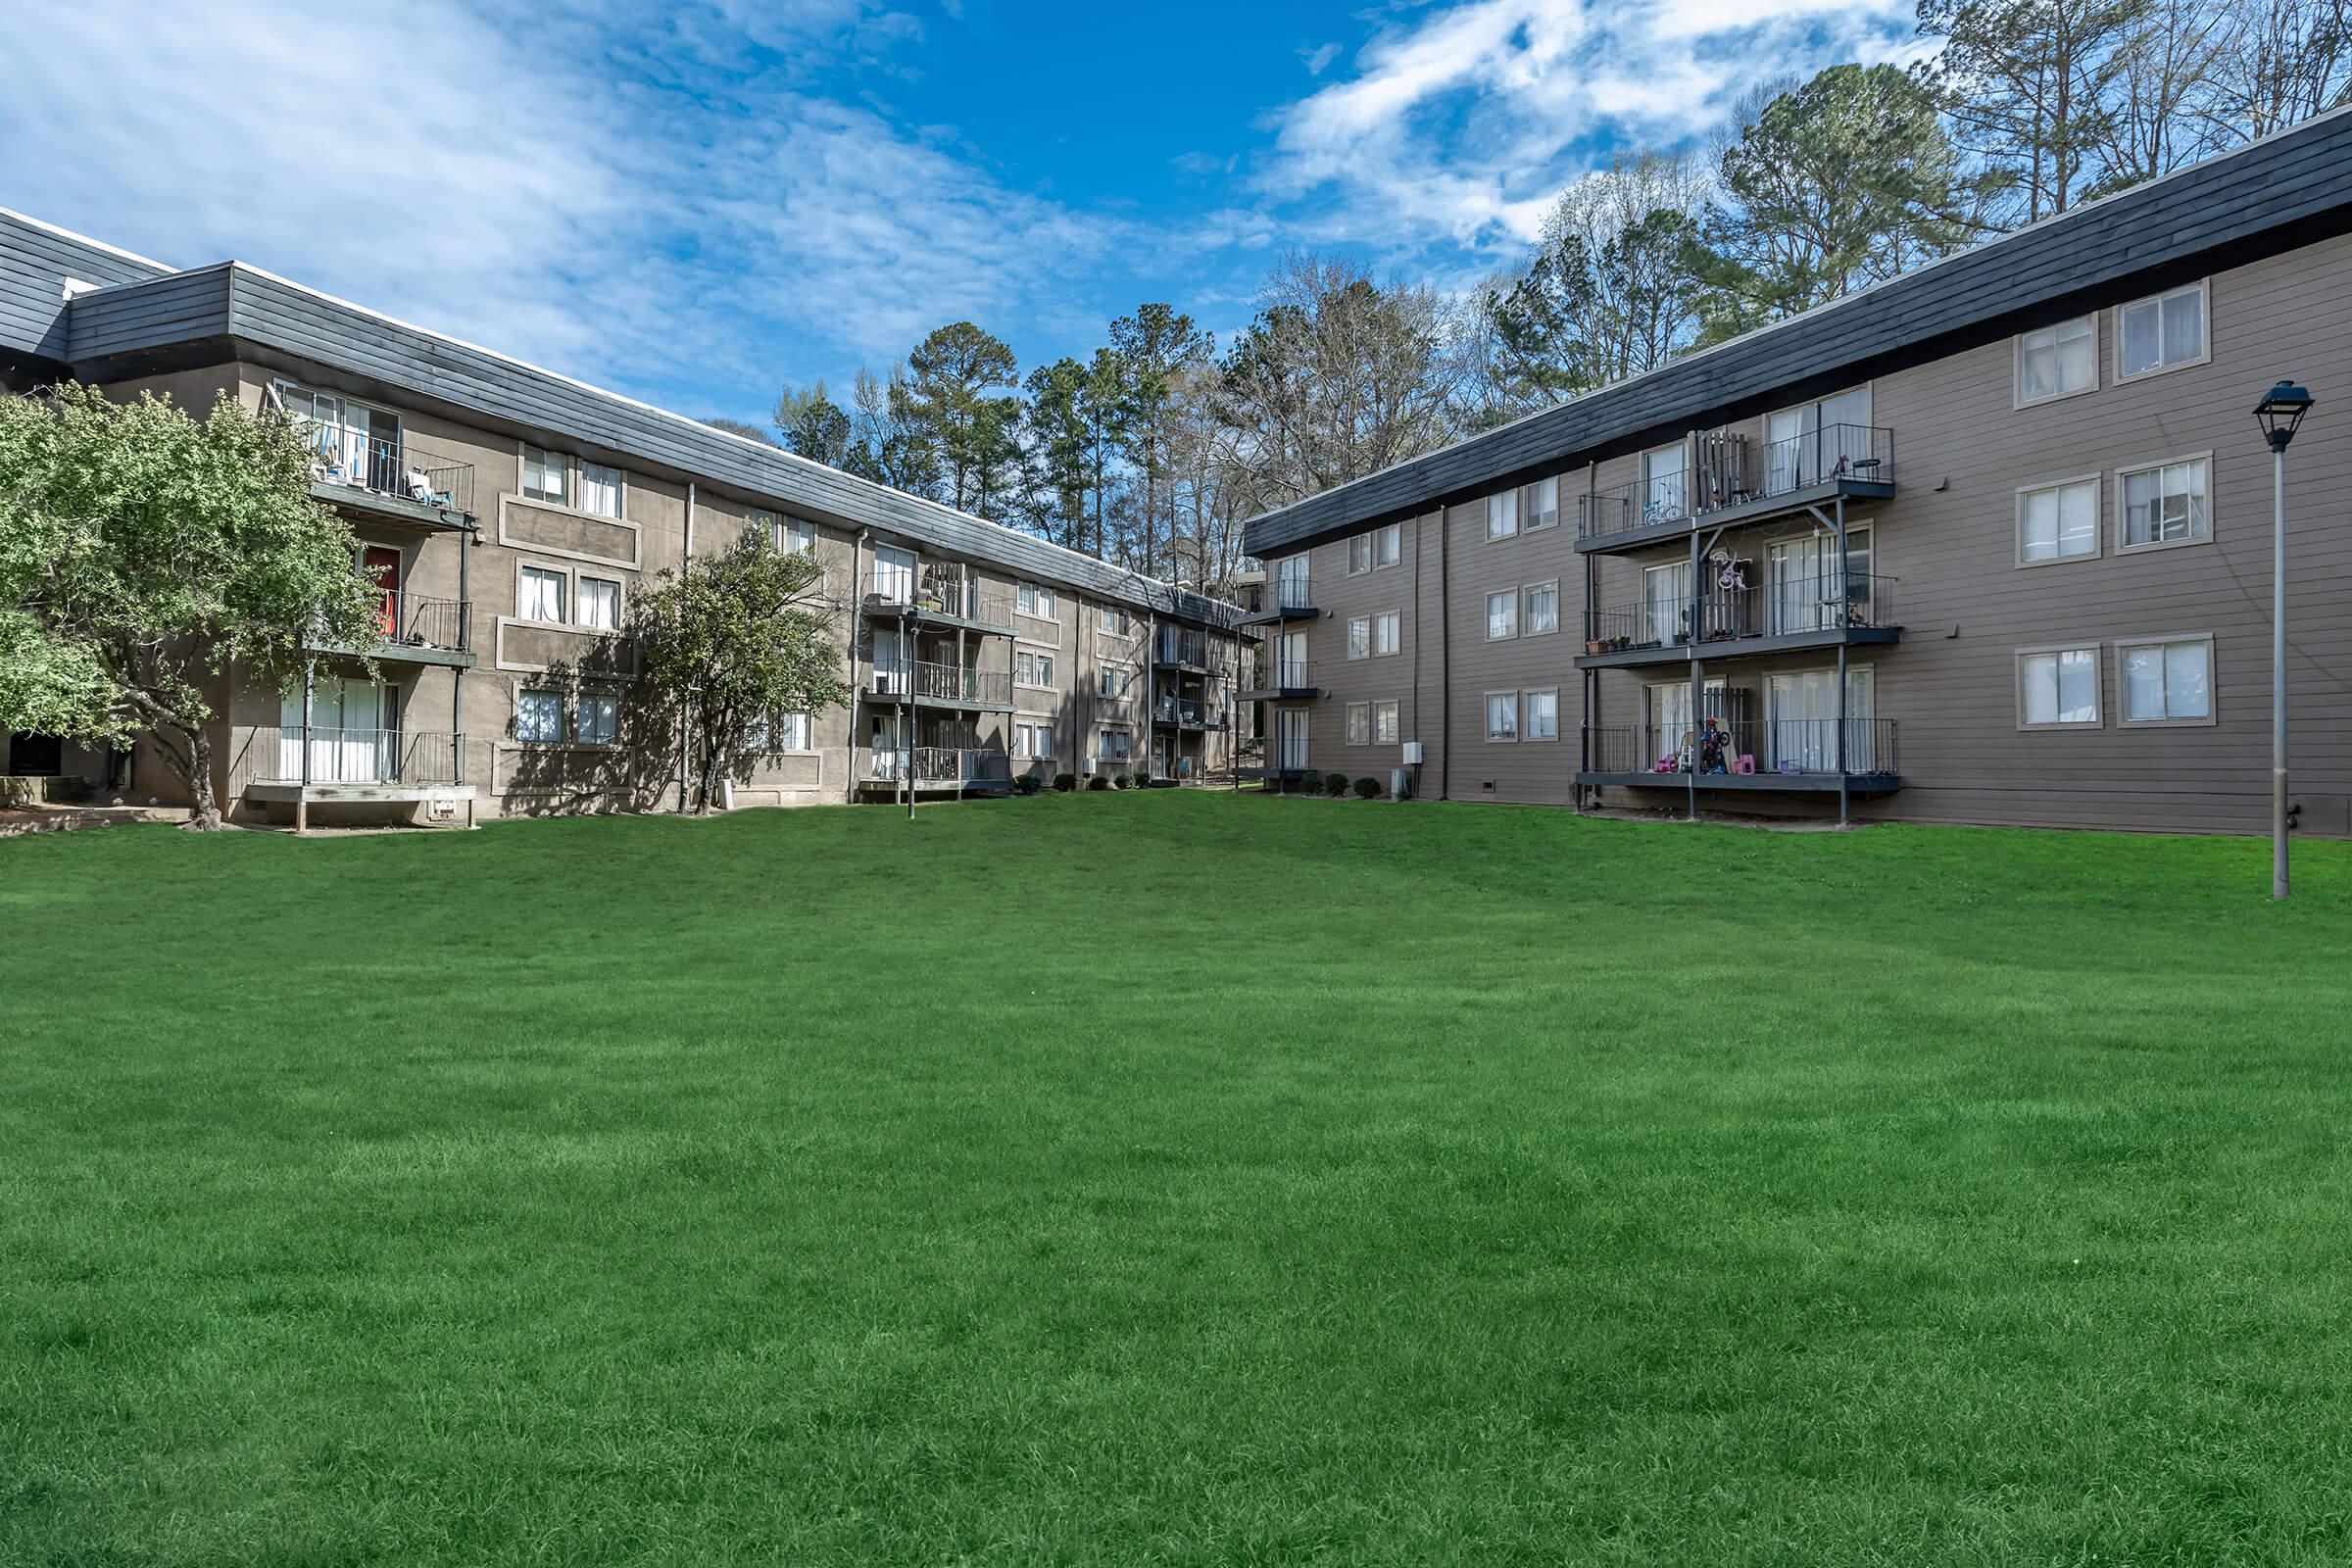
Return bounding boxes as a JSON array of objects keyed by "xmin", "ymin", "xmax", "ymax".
[{"xmin": 2254, "ymin": 380, "xmax": 2314, "ymax": 899}]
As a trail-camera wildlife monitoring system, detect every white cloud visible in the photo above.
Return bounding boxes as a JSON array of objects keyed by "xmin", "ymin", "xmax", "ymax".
[{"xmin": 1257, "ymin": 0, "xmax": 1919, "ymax": 261}]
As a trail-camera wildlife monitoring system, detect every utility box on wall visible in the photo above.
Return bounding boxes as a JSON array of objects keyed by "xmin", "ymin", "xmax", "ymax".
[{"xmin": 1400, "ymin": 741, "xmax": 1425, "ymax": 765}]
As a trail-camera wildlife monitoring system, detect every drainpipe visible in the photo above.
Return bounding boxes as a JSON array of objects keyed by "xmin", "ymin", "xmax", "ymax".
[
  {"xmin": 849, "ymin": 529, "xmax": 867, "ymax": 805},
  {"xmin": 1439, "ymin": 504, "xmax": 1451, "ymax": 801},
  {"xmin": 677, "ymin": 482, "xmax": 698, "ymax": 813},
  {"xmin": 455, "ymin": 522, "xmax": 471, "ymax": 788}
]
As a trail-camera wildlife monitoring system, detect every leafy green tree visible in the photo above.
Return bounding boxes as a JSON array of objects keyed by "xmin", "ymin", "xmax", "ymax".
[
  {"xmin": 0, "ymin": 382, "xmax": 379, "ymax": 828},
  {"xmin": 770, "ymin": 381, "xmax": 853, "ymax": 466},
  {"xmin": 1107, "ymin": 304, "xmax": 1214, "ymax": 575},
  {"xmin": 1079, "ymin": 347, "xmax": 1130, "ymax": 558},
  {"xmin": 1019, "ymin": 357, "xmax": 1094, "ymax": 552},
  {"xmin": 899, "ymin": 322, "xmax": 1022, "ymax": 515},
  {"xmin": 1690, "ymin": 65, "xmax": 2002, "ymax": 342},
  {"xmin": 634, "ymin": 523, "xmax": 847, "ymax": 814}
]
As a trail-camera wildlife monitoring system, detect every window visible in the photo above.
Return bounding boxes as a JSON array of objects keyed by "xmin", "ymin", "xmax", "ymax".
[
  {"xmin": 759, "ymin": 710, "xmax": 811, "ymax": 751},
  {"xmin": 1522, "ymin": 476, "xmax": 1560, "ymax": 531},
  {"xmin": 1099, "ymin": 728, "xmax": 1131, "ymax": 762},
  {"xmin": 576, "ymin": 694, "xmax": 619, "ymax": 745},
  {"xmin": 2119, "ymin": 281, "xmax": 2207, "ymax": 379},
  {"xmin": 1099, "ymin": 606, "xmax": 1133, "ymax": 636},
  {"xmin": 1525, "ymin": 689, "xmax": 1559, "ymax": 741},
  {"xmin": 1486, "ymin": 590, "xmax": 1517, "ymax": 641},
  {"xmin": 1275, "ymin": 556, "xmax": 1310, "ymax": 609},
  {"xmin": 2018, "ymin": 647, "xmax": 2101, "ymax": 728},
  {"xmin": 1015, "ymin": 650, "xmax": 1055, "ymax": 688},
  {"xmin": 1373, "ymin": 522, "xmax": 1401, "ymax": 568},
  {"xmin": 518, "ymin": 564, "xmax": 566, "ymax": 623},
  {"xmin": 577, "ymin": 576, "xmax": 620, "ymax": 631},
  {"xmin": 1015, "ymin": 721, "xmax": 1054, "ymax": 760},
  {"xmin": 2018, "ymin": 477, "xmax": 2100, "ymax": 564},
  {"xmin": 1348, "ymin": 615, "xmax": 1372, "ymax": 660},
  {"xmin": 1347, "ymin": 702, "xmax": 1371, "ymax": 745},
  {"xmin": 2118, "ymin": 636, "xmax": 2214, "ymax": 725},
  {"xmin": 2119, "ymin": 457, "xmax": 2209, "ymax": 551},
  {"xmin": 515, "ymin": 690, "xmax": 563, "ymax": 743},
  {"xmin": 579, "ymin": 463, "xmax": 623, "ymax": 519},
  {"xmin": 2017, "ymin": 315, "xmax": 2097, "ymax": 405},
  {"xmin": 778, "ymin": 517, "xmax": 814, "ymax": 556},
  {"xmin": 1486, "ymin": 488, "xmax": 1519, "ymax": 540},
  {"xmin": 1642, "ymin": 443, "xmax": 1689, "ymax": 519},
  {"xmin": 1349, "ymin": 534, "xmax": 1373, "ymax": 574},
  {"xmin": 1373, "ymin": 611, "xmax": 1400, "ymax": 657},
  {"xmin": 1100, "ymin": 665, "xmax": 1134, "ymax": 699},
  {"xmin": 1523, "ymin": 581, "xmax": 1559, "ymax": 637},
  {"xmin": 1373, "ymin": 700, "xmax": 1399, "ymax": 745},
  {"xmin": 1485, "ymin": 691, "xmax": 1519, "ymax": 741},
  {"xmin": 520, "ymin": 445, "xmax": 567, "ymax": 505},
  {"xmin": 1017, "ymin": 582, "xmax": 1057, "ymax": 617}
]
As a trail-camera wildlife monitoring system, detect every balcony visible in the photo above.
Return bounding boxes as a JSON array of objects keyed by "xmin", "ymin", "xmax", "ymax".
[
  {"xmin": 1576, "ymin": 718, "xmax": 1901, "ymax": 795},
  {"xmin": 300, "ymin": 425, "xmax": 475, "ymax": 525},
  {"xmin": 1577, "ymin": 575, "xmax": 1899, "ymax": 669},
  {"xmin": 307, "ymin": 589, "xmax": 474, "ymax": 667},
  {"xmin": 867, "ymin": 661, "xmax": 1015, "ymax": 711},
  {"xmin": 1576, "ymin": 424, "xmax": 1895, "ymax": 555},
  {"xmin": 856, "ymin": 746, "xmax": 1014, "ymax": 794},
  {"xmin": 1152, "ymin": 695, "xmax": 1230, "ymax": 729},
  {"xmin": 1153, "ymin": 627, "xmax": 1212, "ymax": 669},
  {"xmin": 863, "ymin": 565, "xmax": 1016, "ymax": 634},
  {"xmin": 1239, "ymin": 571, "xmax": 1317, "ymax": 626},
  {"xmin": 1238, "ymin": 659, "xmax": 1318, "ymax": 703},
  {"xmin": 242, "ymin": 726, "xmax": 471, "ymax": 804}
]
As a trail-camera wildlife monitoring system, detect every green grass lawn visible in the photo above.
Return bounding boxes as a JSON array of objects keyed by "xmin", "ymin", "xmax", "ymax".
[{"xmin": 6, "ymin": 794, "xmax": 2352, "ymax": 1565}]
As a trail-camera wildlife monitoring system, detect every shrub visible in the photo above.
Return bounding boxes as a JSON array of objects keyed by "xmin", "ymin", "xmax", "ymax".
[
  {"xmin": 1052, "ymin": 772, "xmax": 1076, "ymax": 793},
  {"xmin": 1353, "ymin": 776, "xmax": 1382, "ymax": 800},
  {"xmin": 1088, "ymin": 776, "xmax": 1111, "ymax": 791},
  {"xmin": 1323, "ymin": 771, "xmax": 1349, "ymax": 798},
  {"xmin": 1014, "ymin": 774, "xmax": 1043, "ymax": 796}
]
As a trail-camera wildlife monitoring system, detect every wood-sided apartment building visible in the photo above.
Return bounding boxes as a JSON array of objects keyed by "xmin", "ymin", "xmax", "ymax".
[
  {"xmin": 1240, "ymin": 106, "xmax": 2352, "ymax": 835},
  {"xmin": 0, "ymin": 210, "xmax": 1245, "ymax": 825}
]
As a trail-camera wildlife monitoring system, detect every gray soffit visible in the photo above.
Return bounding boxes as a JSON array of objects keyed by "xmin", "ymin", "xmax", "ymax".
[
  {"xmin": 1242, "ymin": 103, "xmax": 2352, "ymax": 559},
  {"xmin": 1, "ymin": 214, "xmax": 1236, "ymax": 631}
]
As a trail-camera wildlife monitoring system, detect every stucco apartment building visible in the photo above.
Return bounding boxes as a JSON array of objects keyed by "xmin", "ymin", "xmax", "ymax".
[
  {"xmin": 1241, "ymin": 107, "xmax": 2352, "ymax": 836},
  {"xmin": 0, "ymin": 211, "xmax": 1244, "ymax": 824}
]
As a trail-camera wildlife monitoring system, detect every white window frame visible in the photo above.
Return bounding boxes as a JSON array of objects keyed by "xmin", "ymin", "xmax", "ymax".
[
  {"xmin": 1016, "ymin": 582, "xmax": 1058, "ymax": 618},
  {"xmin": 1099, "ymin": 663, "xmax": 1136, "ymax": 700},
  {"xmin": 2115, "ymin": 633, "xmax": 2218, "ymax": 728},
  {"xmin": 520, "ymin": 444, "xmax": 569, "ymax": 507},
  {"xmin": 1372, "ymin": 521, "xmax": 1401, "ymax": 569},
  {"xmin": 517, "ymin": 563, "xmax": 568, "ymax": 626},
  {"xmin": 1642, "ymin": 442, "xmax": 1690, "ymax": 520},
  {"xmin": 1346, "ymin": 702, "xmax": 1371, "ymax": 746},
  {"xmin": 2115, "ymin": 453, "xmax": 2212, "ymax": 556},
  {"xmin": 1014, "ymin": 720, "xmax": 1054, "ymax": 760},
  {"xmin": 575, "ymin": 573, "xmax": 622, "ymax": 632},
  {"xmin": 1098, "ymin": 726, "xmax": 1133, "ymax": 763},
  {"xmin": 575, "ymin": 693, "xmax": 620, "ymax": 746},
  {"xmin": 577, "ymin": 462, "xmax": 625, "ymax": 520},
  {"xmin": 2014, "ymin": 314, "xmax": 2099, "ymax": 409},
  {"xmin": 1485, "ymin": 589, "xmax": 1517, "ymax": 641},
  {"xmin": 1348, "ymin": 533, "xmax": 1373, "ymax": 575},
  {"xmin": 1484, "ymin": 690, "xmax": 1519, "ymax": 742},
  {"xmin": 1523, "ymin": 579, "xmax": 1560, "ymax": 638},
  {"xmin": 2015, "ymin": 644, "xmax": 2103, "ymax": 731},
  {"xmin": 2116, "ymin": 279, "xmax": 2210, "ymax": 384},
  {"xmin": 1521, "ymin": 475, "xmax": 1561, "ymax": 531},
  {"xmin": 773, "ymin": 710, "xmax": 813, "ymax": 752},
  {"xmin": 1373, "ymin": 700, "xmax": 1399, "ymax": 745},
  {"xmin": 778, "ymin": 516, "xmax": 815, "ymax": 556},
  {"xmin": 1524, "ymin": 688, "xmax": 1560, "ymax": 742},
  {"xmin": 515, "ymin": 689, "xmax": 564, "ymax": 744},
  {"xmin": 2015, "ymin": 474, "xmax": 2103, "ymax": 567},
  {"xmin": 1485, "ymin": 488, "xmax": 1518, "ymax": 541},
  {"xmin": 1373, "ymin": 610, "xmax": 1401, "ymax": 658},
  {"xmin": 1348, "ymin": 614, "xmax": 1372, "ymax": 661},
  {"xmin": 1014, "ymin": 648, "xmax": 1056, "ymax": 690}
]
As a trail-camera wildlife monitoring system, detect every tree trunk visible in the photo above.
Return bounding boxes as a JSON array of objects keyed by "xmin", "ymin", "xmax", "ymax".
[{"xmin": 178, "ymin": 724, "xmax": 226, "ymax": 831}]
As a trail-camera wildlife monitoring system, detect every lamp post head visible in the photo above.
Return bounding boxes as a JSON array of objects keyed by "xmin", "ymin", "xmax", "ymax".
[{"xmin": 2255, "ymin": 379, "xmax": 2315, "ymax": 453}]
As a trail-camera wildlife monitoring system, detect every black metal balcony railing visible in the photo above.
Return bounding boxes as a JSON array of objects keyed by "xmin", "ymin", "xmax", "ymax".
[
  {"xmin": 298, "ymin": 423, "xmax": 474, "ymax": 515},
  {"xmin": 863, "ymin": 566, "xmax": 1011, "ymax": 627},
  {"xmin": 864, "ymin": 746, "xmax": 1012, "ymax": 784},
  {"xmin": 1584, "ymin": 717, "xmax": 1898, "ymax": 777},
  {"xmin": 1153, "ymin": 695, "xmax": 1231, "ymax": 726},
  {"xmin": 364, "ymin": 589, "xmax": 469, "ymax": 653},
  {"xmin": 1577, "ymin": 424, "xmax": 1895, "ymax": 542},
  {"xmin": 253, "ymin": 726, "xmax": 464, "ymax": 786},
  {"xmin": 1247, "ymin": 658, "xmax": 1316, "ymax": 693},
  {"xmin": 1156, "ymin": 627, "xmax": 1208, "ymax": 665},
  {"xmin": 1272, "ymin": 569, "xmax": 1313, "ymax": 610},
  {"xmin": 1583, "ymin": 574, "xmax": 1897, "ymax": 653},
  {"xmin": 911, "ymin": 661, "xmax": 1012, "ymax": 706}
]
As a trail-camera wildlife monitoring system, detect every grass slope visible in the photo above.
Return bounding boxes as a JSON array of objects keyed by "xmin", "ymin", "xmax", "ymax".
[{"xmin": 5, "ymin": 794, "xmax": 2351, "ymax": 1565}]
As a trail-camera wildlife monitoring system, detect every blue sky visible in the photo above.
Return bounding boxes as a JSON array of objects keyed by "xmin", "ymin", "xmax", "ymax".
[{"xmin": 1, "ymin": 0, "xmax": 1916, "ymax": 429}]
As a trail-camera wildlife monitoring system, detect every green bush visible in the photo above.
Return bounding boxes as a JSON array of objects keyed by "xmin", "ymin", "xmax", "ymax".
[
  {"xmin": 1113, "ymin": 773, "xmax": 1135, "ymax": 790},
  {"xmin": 1052, "ymin": 772, "xmax": 1076, "ymax": 793},
  {"xmin": 1323, "ymin": 771, "xmax": 1349, "ymax": 798},
  {"xmin": 1088, "ymin": 776, "xmax": 1111, "ymax": 791},
  {"xmin": 1353, "ymin": 776, "xmax": 1382, "ymax": 800},
  {"xmin": 1014, "ymin": 774, "xmax": 1044, "ymax": 796}
]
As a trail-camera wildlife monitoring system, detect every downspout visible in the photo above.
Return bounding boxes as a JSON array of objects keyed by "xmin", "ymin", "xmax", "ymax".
[
  {"xmin": 678, "ymin": 481, "xmax": 696, "ymax": 812},
  {"xmin": 1409, "ymin": 510, "xmax": 1422, "ymax": 799},
  {"xmin": 849, "ymin": 529, "xmax": 867, "ymax": 804},
  {"xmin": 1439, "ymin": 504, "xmax": 1451, "ymax": 801}
]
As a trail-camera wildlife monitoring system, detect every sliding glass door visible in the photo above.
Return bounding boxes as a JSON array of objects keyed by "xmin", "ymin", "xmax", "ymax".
[{"xmin": 1767, "ymin": 666, "xmax": 1873, "ymax": 773}]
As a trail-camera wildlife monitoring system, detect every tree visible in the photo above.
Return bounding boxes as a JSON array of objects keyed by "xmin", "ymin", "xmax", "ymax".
[
  {"xmin": 898, "ymin": 322, "xmax": 1022, "ymax": 515},
  {"xmin": 1018, "ymin": 357, "xmax": 1094, "ymax": 552},
  {"xmin": 1079, "ymin": 348, "xmax": 1129, "ymax": 557},
  {"xmin": 634, "ymin": 523, "xmax": 848, "ymax": 814},
  {"xmin": 1216, "ymin": 253, "xmax": 1468, "ymax": 507},
  {"xmin": 1690, "ymin": 66, "xmax": 2001, "ymax": 340},
  {"xmin": 2206, "ymin": 0, "xmax": 2352, "ymax": 138},
  {"xmin": 0, "ymin": 383, "xmax": 381, "ymax": 828},
  {"xmin": 841, "ymin": 367, "xmax": 939, "ymax": 500},
  {"xmin": 704, "ymin": 416, "xmax": 780, "ymax": 448},
  {"xmin": 1107, "ymin": 304, "xmax": 1214, "ymax": 576},
  {"xmin": 2093, "ymin": 0, "xmax": 2233, "ymax": 191},
  {"xmin": 773, "ymin": 381, "xmax": 855, "ymax": 468},
  {"xmin": 1918, "ymin": 0, "xmax": 2142, "ymax": 221},
  {"xmin": 1482, "ymin": 154, "xmax": 1711, "ymax": 409}
]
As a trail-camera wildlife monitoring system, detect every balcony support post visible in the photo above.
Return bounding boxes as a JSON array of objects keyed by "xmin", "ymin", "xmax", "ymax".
[
  {"xmin": 1687, "ymin": 530, "xmax": 1703, "ymax": 821},
  {"xmin": 296, "ymin": 660, "xmax": 313, "ymax": 835}
]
